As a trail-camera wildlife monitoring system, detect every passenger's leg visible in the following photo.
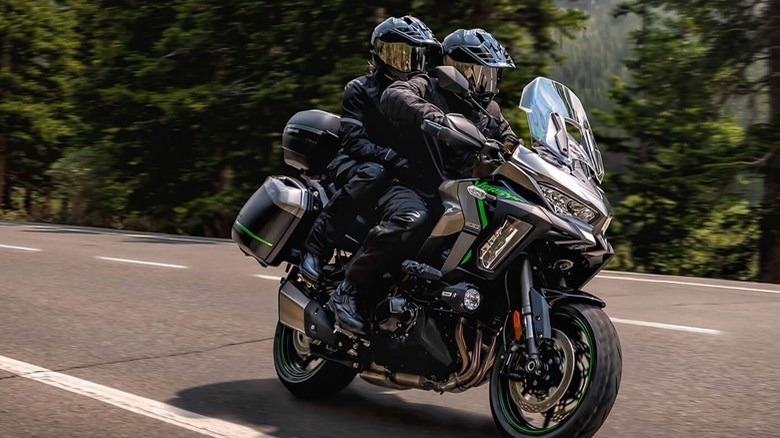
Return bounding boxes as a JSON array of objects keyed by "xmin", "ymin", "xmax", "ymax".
[
  {"xmin": 301, "ymin": 161, "xmax": 388, "ymax": 282},
  {"xmin": 329, "ymin": 185, "xmax": 429, "ymax": 334}
]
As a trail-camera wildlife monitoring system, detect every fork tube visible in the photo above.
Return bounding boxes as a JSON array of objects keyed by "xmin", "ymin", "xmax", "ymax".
[{"xmin": 519, "ymin": 257, "xmax": 540, "ymax": 361}]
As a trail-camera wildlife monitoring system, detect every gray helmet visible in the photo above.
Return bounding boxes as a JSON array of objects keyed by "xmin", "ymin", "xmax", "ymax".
[
  {"xmin": 371, "ymin": 16, "xmax": 441, "ymax": 81},
  {"xmin": 441, "ymin": 28, "xmax": 515, "ymax": 99}
]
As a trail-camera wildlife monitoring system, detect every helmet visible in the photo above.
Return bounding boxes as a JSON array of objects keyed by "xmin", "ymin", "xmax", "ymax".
[
  {"xmin": 441, "ymin": 28, "xmax": 515, "ymax": 99},
  {"xmin": 371, "ymin": 16, "xmax": 441, "ymax": 81}
]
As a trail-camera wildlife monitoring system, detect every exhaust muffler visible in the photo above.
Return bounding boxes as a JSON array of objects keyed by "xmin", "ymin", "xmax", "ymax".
[{"xmin": 278, "ymin": 280, "xmax": 310, "ymax": 333}]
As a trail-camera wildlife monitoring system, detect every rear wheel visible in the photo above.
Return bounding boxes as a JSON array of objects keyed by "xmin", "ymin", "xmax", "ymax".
[
  {"xmin": 489, "ymin": 303, "xmax": 621, "ymax": 438},
  {"xmin": 273, "ymin": 322, "xmax": 356, "ymax": 399}
]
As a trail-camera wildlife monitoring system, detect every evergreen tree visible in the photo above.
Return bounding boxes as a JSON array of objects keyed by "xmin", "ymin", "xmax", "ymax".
[
  {"xmin": 603, "ymin": 2, "xmax": 759, "ymax": 278},
  {"xmin": 67, "ymin": 0, "xmax": 585, "ymax": 236},
  {"xmin": 0, "ymin": 0, "xmax": 82, "ymax": 215}
]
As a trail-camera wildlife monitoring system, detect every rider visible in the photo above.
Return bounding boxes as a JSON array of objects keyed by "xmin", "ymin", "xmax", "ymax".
[
  {"xmin": 299, "ymin": 17, "xmax": 440, "ymax": 288},
  {"xmin": 381, "ymin": 28, "xmax": 522, "ymax": 186},
  {"xmin": 328, "ymin": 28, "xmax": 523, "ymax": 335}
]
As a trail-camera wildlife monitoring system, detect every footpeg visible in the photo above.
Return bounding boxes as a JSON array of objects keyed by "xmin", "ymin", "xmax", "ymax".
[
  {"xmin": 333, "ymin": 323, "xmax": 359, "ymax": 340},
  {"xmin": 401, "ymin": 260, "xmax": 442, "ymax": 281}
]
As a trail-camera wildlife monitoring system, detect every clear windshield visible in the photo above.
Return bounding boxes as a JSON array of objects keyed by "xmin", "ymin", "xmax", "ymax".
[{"xmin": 519, "ymin": 77, "xmax": 604, "ymax": 182}]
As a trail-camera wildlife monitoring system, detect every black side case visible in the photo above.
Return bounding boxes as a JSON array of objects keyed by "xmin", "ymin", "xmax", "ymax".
[{"xmin": 232, "ymin": 176, "xmax": 315, "ymax": 266}]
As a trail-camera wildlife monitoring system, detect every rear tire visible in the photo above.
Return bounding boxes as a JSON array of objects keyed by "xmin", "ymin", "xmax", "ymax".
[
  {"xmin": 489, "ymin": 303, "xmax": 622, "ymax": 438},
  {"xmin": 273, "ymin": 322, "xmax": 356, "ymax": 399}
]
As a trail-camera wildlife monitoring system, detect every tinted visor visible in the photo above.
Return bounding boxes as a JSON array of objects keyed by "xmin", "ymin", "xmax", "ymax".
[
  {"xmin": 443, "ymin": 57, "xmax": 499, "ymax": 95},
  {"xmin": 374, "ymin": 40, "xmax": 429, "ymax": 73}
]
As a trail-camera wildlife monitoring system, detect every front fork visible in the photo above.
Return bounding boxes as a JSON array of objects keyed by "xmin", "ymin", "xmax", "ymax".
[{"xmin": 507, "ymin": 256, "xmax": 552, "ymax": 374}]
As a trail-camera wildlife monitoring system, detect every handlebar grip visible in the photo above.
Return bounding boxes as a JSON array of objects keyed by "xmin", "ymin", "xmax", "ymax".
[{"xmin": 420, "ymin": 119, "xmax": 440, "ymax": 134}]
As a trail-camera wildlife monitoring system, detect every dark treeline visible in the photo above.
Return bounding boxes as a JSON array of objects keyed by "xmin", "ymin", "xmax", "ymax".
[{"xmin": 1, "ymin": 0, "xmax": 779, "ymax": 282}]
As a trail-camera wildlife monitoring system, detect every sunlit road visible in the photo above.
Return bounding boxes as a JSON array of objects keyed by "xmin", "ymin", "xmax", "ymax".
[{"xmin": 1, "ymin": 220, "xmax": 779, "ymax": 438}]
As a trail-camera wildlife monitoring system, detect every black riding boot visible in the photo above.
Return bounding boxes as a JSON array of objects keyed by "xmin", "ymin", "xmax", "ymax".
[
  {"xmin": 300, "ymin": 252, "xmax": 324, "ymax": 283},
  {"xmin": 327, "ymin": 280, "xmax": 368, "ymax": 335}
]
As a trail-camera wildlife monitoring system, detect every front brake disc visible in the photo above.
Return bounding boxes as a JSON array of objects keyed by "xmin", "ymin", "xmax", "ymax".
[{"xmin": 508, "ymin": 328, "xmax": 575, "ymax": 413}]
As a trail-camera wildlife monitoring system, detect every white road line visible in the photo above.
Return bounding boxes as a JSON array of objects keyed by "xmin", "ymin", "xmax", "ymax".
[
  {"xmin": 0, "ymin": 355, "xmax": 266, "ymax": 438},
  {"xmin": 610, "ymin": 317, "xmax": 722, "ymax": 335},
  {"xmin": 254, "ymin": 274, "xmax": 282, "ymax": 281},
  {"xmin": 96, "ymin": 256, "xmax": 189, "ymax": 269},
  {"xmin": 0, "ymin": 244, "xmax": 42, "ymax": 252},
  {"xmin": 598, "ymin": 275, "xmax": 780, "ymax": 296}
]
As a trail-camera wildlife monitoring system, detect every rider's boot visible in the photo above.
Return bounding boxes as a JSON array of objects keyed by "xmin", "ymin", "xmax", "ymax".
[
  {"xmin": 300, "ymin": 252, "xmax": 324, "ymax": 284},
  {"xmin": 327, "ymin": 280, "xmax": 368, "ymax": 335}
]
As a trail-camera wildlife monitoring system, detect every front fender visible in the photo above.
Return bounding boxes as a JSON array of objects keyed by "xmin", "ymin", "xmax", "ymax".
[{"xmin": 540, "ymin": 287, "xmax": 606, "ymax": 308}]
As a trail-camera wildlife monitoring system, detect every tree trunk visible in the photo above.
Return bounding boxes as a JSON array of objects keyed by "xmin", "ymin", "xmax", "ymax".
[
  {"xmin": 0, "ymin": 134, "xmax": 8, "ymax": 211},
  {"xmin": 759, "ymin": 0, "xmax": 780, "ymax": 282},
  {"xmin": 0, "ymin": 33, "xmax": 10, "ymax": 211}
]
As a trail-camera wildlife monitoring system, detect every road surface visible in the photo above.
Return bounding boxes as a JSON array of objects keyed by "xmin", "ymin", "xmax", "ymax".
[{"xmin": 1, "ymin": 221, "xmax": 778, "ymax": 437}]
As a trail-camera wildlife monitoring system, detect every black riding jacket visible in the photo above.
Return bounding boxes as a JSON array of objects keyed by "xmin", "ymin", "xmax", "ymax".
[
  {"xmin": 380, "ymin": 74, "xmax": 517, "ymax": 191},
  {"xmin": 329, "ymin": 72, "xmax": 405, "ymax": 175}
]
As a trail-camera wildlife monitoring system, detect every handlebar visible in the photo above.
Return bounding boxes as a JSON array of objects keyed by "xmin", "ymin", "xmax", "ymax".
[
  {"xmin": 420, "ymin": 118, "xmax": 508, "ymax": 165},
  {"xmin": 420, "ymin": 119, "xmax": 443, "ymax": 137},
  {"xmin": 420, "ymin": 119, "xmax": 482, "ymax": 151}
]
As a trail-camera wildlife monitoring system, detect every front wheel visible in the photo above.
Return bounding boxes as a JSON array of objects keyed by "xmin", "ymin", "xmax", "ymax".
[
  {"xmin": 489, "ymin": 303, "xmax": 622, "ymax": 438},
  {"xmin": 273, "ymin": 322, "xmax": 357, "ymax": 399}
]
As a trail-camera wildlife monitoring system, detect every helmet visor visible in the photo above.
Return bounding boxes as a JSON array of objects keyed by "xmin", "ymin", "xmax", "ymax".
[
  {"xmin": 374, "ymin": 40, "xmax": 430, "ymax": 73},
  {"xmin": 443, "ymin": 57, "xmax": 499, "ymax": 95}
]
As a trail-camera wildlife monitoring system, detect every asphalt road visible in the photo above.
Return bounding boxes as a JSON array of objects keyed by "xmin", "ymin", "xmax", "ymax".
[{"xmin": 1, "ymin": 220, "xmax": 779, "ymax": 438}]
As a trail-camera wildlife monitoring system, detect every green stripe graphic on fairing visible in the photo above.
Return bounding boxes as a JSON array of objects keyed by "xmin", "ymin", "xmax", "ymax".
[
  {"xmin": 475, "ymin": 181, "xmax": 527, "ymax": 203},
  {"xmin": 234, "ymin": 220, "xmax": 274, "ymax": 247},
  {"xmin": 460, "ymin": 249, "xmax": 473, "ymax": 265},
  {"xmin": 476, "ymin": 198, "xmax": 488, "ymax": 228}
]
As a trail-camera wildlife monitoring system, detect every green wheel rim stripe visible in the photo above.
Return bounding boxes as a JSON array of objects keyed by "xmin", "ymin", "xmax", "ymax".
[
  {"xmin": 499, "ymin": 311, "xmax": 595, "ymax": 434},
  {"xmin": 567, "ymin": 314, "xmax": 594, "ymax": 406},
  {"xmin": 279, "ymin": 327, "xmax": 310, "ymax": 377},
  {"xmin": 499, "ymin": 384, "xmax": 552, "ymax": 435}
]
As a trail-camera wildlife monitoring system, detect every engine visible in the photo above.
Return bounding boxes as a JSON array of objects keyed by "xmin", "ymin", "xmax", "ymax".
[{"xmin": 370, "ymin": 295, "xmax": 460, "ymax": 378}]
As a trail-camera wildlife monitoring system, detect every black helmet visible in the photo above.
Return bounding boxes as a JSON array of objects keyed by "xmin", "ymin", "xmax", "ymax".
[
  {"xmin": 371, "ymin": 16, "xmax": 441, "ymax": 81},
  {"xmin": 441, "ymin": 28, "xmax": 515, "ymax": 99}
]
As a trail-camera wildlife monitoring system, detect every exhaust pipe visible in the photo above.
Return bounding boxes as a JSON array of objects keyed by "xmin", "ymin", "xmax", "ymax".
[{"xmin": 278, "ymin": 280, "xmax": 311, "ymax": 333}]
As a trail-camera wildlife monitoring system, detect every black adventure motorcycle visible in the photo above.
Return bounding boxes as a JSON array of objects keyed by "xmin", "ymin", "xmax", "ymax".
[{"xmin": 232, "ymin": 68, "xmax": 621, "ymax": 438}]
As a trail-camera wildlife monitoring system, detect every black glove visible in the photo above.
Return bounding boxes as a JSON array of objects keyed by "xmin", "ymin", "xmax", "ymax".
[
  {"xmin": 502, "ymin": 135, "xmax": 524, "ymax": 154},
  {"xmin": 381, "ymin": 149, "xmax": 408, "ymax": 174},
  {"xmin": 425, "ymin": 112, "xmax": 446, "ymax": 126}
]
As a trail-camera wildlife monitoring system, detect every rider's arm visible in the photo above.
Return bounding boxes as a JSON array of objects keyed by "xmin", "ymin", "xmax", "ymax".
[
  {"xmin": 487, "ymin": 100, "xmax": 517, "ymax": 143},
  {"xmin": 485, "ymin": 100, "xmax": 522, "ymax": 151},
  {"xmin": 380, "ymin": 75, "xmax": 444, "ymax": 127},
  {"xmin": 340, "ymin": 78, "xmax": 405, "ymax": 166}
]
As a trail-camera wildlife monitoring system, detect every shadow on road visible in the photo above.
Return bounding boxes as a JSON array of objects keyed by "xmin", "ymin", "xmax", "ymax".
[{"xmin": 169, "ymin": 378, "xmax": 498, "ymax": 438}]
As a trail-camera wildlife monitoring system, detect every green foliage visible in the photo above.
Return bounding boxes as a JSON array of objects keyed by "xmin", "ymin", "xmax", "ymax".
[
  {"xmin": 553, "ymin": 0, "xmax": 639, "ymax": 113},
  {"xmin": 602, "ymin": 2, "xmax": 766, "ymax": 279},
  {"xmin": 61, "ymin": 0, "xmax": 586, "ymax": 235},
  {"xmin": 0, "ymin": 0, "xmax": 83, "ymax": 211},
  {"xmin": 6, "ymin": 0, "xmax": 774, "ymax": 283}
]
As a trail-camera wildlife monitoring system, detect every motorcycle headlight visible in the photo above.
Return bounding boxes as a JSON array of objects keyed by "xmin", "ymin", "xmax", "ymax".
[
  {"xmin": 540, "ymin": 186, "xmax": 598, "ymax": 224},
  {"xmin": 479, "ymin": 217, "xmax": 533, "ymax": 270}
]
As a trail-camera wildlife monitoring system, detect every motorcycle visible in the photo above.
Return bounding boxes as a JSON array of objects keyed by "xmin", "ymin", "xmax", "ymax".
[{"xmin": 232, "ymin": 67, "xmax": 621, "ymax": 438}]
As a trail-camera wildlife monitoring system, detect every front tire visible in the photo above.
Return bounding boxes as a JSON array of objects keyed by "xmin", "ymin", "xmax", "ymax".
[
  {"xmin": 273, "ymin": 322, "xmax": 357, "ymax": 399},
  {"xmin": 489, "ymin": 303, "xmax": 622, "ymax": 438}
]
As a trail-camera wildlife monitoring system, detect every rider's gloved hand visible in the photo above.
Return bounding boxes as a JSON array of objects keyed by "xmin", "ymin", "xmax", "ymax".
[
  {"xmin": 382, "ymin": 149, "xmax": 412, "ymax": 178},
  {"xmin": 502, "ymin": 135, "xmax": 524, "ymax": 154},
  {"xmin": 424, "ymin": 111, "xmax": 446, "ymax": 126}
]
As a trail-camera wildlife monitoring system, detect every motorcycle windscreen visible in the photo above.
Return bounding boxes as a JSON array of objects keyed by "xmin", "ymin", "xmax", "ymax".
[{"xmin": 519, "ymin": 77, "xmax": 604, "ymax": 182}]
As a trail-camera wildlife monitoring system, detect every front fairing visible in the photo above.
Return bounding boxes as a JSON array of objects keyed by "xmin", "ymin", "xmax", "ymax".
[{"xmin": 507, "ymin": 147, "xmax": 611, "ymax": 234}]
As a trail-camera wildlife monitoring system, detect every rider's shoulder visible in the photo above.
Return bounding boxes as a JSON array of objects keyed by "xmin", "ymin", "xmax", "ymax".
[
  {"xmin": 396, "ymin": 73, "xmax": 436, "ymax": 91},
  {"xmin": 344, "ymin": 75, "xmax": 372, "ymax": 93}
]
